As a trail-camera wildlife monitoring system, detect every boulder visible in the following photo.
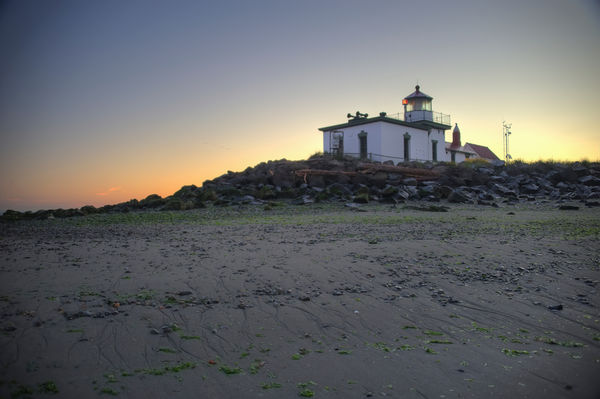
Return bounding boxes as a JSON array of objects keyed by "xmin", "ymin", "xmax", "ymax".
[
  {"xmin": 353, "ymin": 193, "xmax": 369, "ymax": 203},
  {"xmin": 140, "ymin": 194, "xmax": 165, "ymax": 208},
  {"xmin": 381, "ymin": 185, "xmax": 399, "ymax": 197},
  {"xmin": 371, "ymin": 171, "xmax": 388, "ymax": 188},
  {"xmin": 402, "ymin": 178, "xmax": 418, "ymax": 186},
  {"xmin": 579, "ymin": 175, "xmax": 600, "ymax": 186},
  {"xmin": 448, "ymin": 189, "xmax": 474, "ymax": 204},
  {"xmin": 520, "ymin": 183, "xmax": 540, "ymax": 195}
]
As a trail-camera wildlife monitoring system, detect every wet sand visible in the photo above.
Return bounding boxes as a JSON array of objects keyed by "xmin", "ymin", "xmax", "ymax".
[{"xmin": 1, "ymin": 203, "xmax": 599, "ymax": 398}]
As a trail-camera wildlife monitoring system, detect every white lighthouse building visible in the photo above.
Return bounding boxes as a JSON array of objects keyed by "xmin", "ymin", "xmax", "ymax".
[{"xmin": 318, "ymin": 85, "xmax": 497, "ymax": 163}]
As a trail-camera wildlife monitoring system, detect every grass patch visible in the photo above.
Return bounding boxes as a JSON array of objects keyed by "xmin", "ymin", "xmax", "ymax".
[
  {"xmin": 471, "ymin": 322, "xmax": 491, "ymax": 333},
  {"xmin": 135, "ymin": 361, "xmax": 196, "ymax": 376},
  {"xmin": 179, "ymin": 335, "xmax": 201, "ymax": 340},
  {"xmin": 219, "ymin": 365, "xmax": 243, "ymax": 375},
  {"xmin": 249, "ymin": 360, "xmax": 264, "ymax": 374},
  {"xmin": 37, "ymin": 380, "xmax": 59, "ymax": 394},
  {"xmin": 370, "ymin": 342, "xmax": 392, "ymax": 352},
  {"xmin": 535, "ymin": 336, "xmax": 584, "ymax": 347},
  {"xmin": 100, "ymin": 387, "xmax": 118, "ymax": 395},
  {"xmin": 157, "ymin": 347, "xmax": 178, "ymax": 353},
  {"xmin": 502, "ymin": 349, "xmax": 530, "ymax": 356},
  {"xmin": 262, "ymin": 382, "xmax": 282, "ymax": 389}
]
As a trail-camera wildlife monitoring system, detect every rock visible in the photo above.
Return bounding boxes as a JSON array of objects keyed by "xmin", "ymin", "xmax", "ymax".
[
  {"xmin": 402, "ymin": 178, "xmax": 418, "ymax": 186},
  {"xmin": 139, "ymin": 194, "xmax": 165, "ymax": 208},
  {"xmin": 404, "ymin": 205, "xmax": 449, "ymax": 212},
  {"xmin": 395, "ymin": 189, "xmax": 410, "ymax": 201},
  {"xmin": 447, "ymin": 189, "xmax": 473, "ymax": 204},
  {"xmin": 162, "ymin": 198, "xmax": 184, "ymax": 211},
  {"xmin": 292, "ymin": 195, "xmax": 314, "ymax": 205},
  {"xmin": 521, "ymin": 183, "xmax": 539, "ymax": 194},
  {"xmin": 434, "ymin": 185, "xmax": 453, "ymax": 199},
  {"xmin": 558, "ymin": 204, "xmax": 579, "ymax": 210},
  {"xmin": 345, "ymin": 203, "xmax": 366, "ymax": 212},
  {"xmin": 328, "ymin": 183, "xmax": 352, "ymax": 197},
  {"xmin": 579, "ymin": 175, "xmax": 600, "ymax": 186},
  {"xmin": 353, "ymin": 193, "xmax": 369, "ymax": 203},
  {"xmin": 491, "ymin": 183, "xmax": 517, "ymax": 198},
  {"xmin": 371, "ymin": 171, "xmax": 388, "ymax": 188},
  {"xmin": 548, "ymin": 304, "xmax": 563, "ymax": 311},
  {"xmin": 381, "ymin": 185, "xmax": 399, "ymax": 197}
]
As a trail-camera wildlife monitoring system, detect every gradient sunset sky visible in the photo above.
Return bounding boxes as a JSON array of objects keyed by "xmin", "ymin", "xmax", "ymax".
[{"xmin": 1, "ymin": 0, "xmax": 599, "ymax": 211}]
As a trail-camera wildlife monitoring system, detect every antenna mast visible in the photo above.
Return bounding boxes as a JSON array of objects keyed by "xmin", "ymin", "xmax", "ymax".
[{"xmin": 502, "ymin": 121, "xmax": 512, "ymax": 163}]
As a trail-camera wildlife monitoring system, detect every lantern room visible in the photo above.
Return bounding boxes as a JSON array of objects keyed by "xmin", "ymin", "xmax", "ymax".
[
  {"xmin": 403, "ymin": 85, "xmax": 432, "ymax": 112},
  {"xmin": 402, "ymin": 85, "xmax": 451, "ymax": 127}
]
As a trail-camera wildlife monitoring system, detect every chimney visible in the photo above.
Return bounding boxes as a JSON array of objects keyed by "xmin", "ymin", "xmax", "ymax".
[{"xmin": 452, "ymin": 123, "xmax": 461, "ymax": 148}]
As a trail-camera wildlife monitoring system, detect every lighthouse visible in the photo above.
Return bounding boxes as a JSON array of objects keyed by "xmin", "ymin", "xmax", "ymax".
[{"xmin": 318, "ymin": 84, "xmax": 497, "ymax": 163}]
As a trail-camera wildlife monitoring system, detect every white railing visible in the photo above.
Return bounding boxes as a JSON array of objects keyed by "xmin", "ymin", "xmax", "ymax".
[{"xmin": 385, "ymin": 111, "xmax": 451, "ymax": 126}]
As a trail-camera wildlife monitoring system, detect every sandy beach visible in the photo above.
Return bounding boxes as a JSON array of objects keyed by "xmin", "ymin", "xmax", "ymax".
[{"xmin": 1, "ymin": 203, "xmax": 599, "ymax": 398}]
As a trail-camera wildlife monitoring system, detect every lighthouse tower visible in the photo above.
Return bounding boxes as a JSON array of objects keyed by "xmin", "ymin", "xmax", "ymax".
[
  {"xmin": 403, "ymin": 85, "xmax": 433, "ymax": 122},
  {"xmin": 402, "ymin": 85, "xmax": 451, "ymax": 129}
]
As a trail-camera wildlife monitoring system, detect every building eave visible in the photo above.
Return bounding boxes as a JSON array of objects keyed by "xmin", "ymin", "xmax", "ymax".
[{"xmin": 318, "ymin": 116, "xmax": 442, "ymax": 132}]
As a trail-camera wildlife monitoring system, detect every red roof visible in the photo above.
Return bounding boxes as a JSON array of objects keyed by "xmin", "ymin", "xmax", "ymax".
[{"xmin": 465, "ymin": 143, "xmax": 500, "ymax": 160}]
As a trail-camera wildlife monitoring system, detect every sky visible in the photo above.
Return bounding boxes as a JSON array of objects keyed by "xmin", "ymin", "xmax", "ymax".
[{"xmin": 1, "ymin": 0, "xmax": 599, "ymax": 211}]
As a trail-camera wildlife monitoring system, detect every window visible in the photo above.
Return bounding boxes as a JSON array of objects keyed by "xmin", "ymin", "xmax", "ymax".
[
  {"xmin": 431, "ymin": 140, "xmax": 438, "ymax": 162},
  {"xmin": 358, "ymin": 131, "xmax": 368, "ymax": 159},
  {"xmin": 403, "ymin": 133, "xmax": 411, "ymax": 160},
  {"xmin": 451, "ymin": 151, "xmax": 456, "ymax": 163}
]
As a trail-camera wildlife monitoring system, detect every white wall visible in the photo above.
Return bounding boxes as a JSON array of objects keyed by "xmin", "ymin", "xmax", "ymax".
[
  {"xmin": 446, "ymin": 149, "xmax": 467, "ymax": 163},
  {"xmin": 322, "ymin": 122, "xmax": 450, "ymax": 163}
]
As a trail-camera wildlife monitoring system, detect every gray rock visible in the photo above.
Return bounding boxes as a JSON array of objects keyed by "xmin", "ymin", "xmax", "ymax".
[
  {"xmin": 403, "ymin": 178, "xmax": 418, "ymax": 186},
  {"xmin": 579, "ymin": 175, "xmax": 600, "ymax": 186},
  {"xmin": 520, "ymin": 183, "xmax": 539, "ymax": 194},
  {"xmin": 448, "ymin": 189, "xmax": 473, "ymax": 203}
]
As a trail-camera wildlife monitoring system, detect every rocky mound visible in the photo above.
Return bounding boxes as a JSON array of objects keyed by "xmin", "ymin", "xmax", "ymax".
[{"xmin": 3, "ymin": 157, "xmax": 600, "ymax": 221}]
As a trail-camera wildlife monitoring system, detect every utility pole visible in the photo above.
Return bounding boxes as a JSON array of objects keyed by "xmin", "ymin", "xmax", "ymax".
[{"xmin": 502, "ymin": 121, "xmax": 512, "ymax": 163}]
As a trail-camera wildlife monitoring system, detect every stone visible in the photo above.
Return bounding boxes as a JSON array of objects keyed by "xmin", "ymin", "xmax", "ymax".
[
  {"xmin": 558, "ymin": 205, "xmax": 579, "ymax": 210},
  {"xmin": 381, "ymin": 185, "xmax": 399, "ymax": 197},
  {"xmin": 353, "ymin": 193, "xmax": 369, "ymax": 204},
  {"xmin": 402, "ymin": 177, "xmax": 418, "ymax": 186},
  {"xmin": 447, "ymin": 189, "xmax": 473, "ymax": 204},
  {"xmin": 579, "ymin": 175, "xmax": 600, "ymax": 186},
  {"xmin": 520, "ymin": 183, "xmax": 539, "ymax": 194}
]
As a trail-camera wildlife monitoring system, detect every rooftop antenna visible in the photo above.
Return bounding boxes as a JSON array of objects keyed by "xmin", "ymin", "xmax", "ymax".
[{"xmin": 502, "ymin": 121, "xmax": 512, "ymax": 163}]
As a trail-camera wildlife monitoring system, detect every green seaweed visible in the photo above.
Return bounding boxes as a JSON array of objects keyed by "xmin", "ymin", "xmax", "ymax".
[{"xmin": 262, "ymin": 382, "xmax": 282, "ymax": 389}]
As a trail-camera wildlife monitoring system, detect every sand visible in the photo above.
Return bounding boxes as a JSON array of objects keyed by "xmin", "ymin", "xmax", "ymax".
[{"xmin": 1, "ymin": 203, "xmax": 599, "ymax": 398}]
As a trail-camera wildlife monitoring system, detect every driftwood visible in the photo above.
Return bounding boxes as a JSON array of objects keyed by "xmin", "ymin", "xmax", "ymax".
[
  {"xmin": 294, "ymin": 169, "xmax": 358, "ymax": 177},
  {"xmin": 294, "ymin": 164, "xmax": 440, "ymax": 183},
  {"xmin": 357, "ymin": 163, "xmax": 440, "ymax": 178}
]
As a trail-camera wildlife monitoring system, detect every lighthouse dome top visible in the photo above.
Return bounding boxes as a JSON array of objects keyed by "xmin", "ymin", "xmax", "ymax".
[{"xmin": 403, "ymin": 85, "xmax": 433, "ymax": 100}]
